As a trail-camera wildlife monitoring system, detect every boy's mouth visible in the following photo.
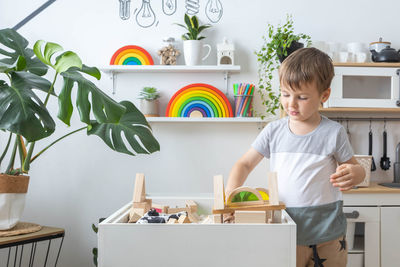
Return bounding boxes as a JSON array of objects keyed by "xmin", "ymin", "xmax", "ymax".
[{"xmin": 289, "ymin": 111, "xmax": 299, "ymax": 116}]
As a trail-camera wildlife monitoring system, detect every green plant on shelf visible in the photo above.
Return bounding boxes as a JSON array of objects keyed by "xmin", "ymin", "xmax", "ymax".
[
  {"xmin": 175, "ymin": 14, "xmax": 211, "ymax": 41},
  {"xmin": 255, "ymin": 14, "xmax": 311, "ymax": 116},
  {"xmin": 138, "ymin": 87, "xmax": 160, "ymax": 101}
]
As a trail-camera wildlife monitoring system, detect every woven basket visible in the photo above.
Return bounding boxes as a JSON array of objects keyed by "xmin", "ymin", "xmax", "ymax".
[{"xmin": 355, "ymin": 155, "xmax": 372, "ymax": 187}]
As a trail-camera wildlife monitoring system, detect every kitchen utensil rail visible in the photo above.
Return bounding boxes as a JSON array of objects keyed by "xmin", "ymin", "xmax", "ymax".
[{"xmin": 331, "ymin": 117, "xmax": 400, "ymax": 122}]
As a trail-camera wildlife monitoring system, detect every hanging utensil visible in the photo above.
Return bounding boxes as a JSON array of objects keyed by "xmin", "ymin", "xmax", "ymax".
[
  {"xmin": 369, "ymin": 121, "xmax": 377, "ymax": 171},
  {"xmin": 380, "ymin": 120, "xmax": 391, "ymax": 170}
]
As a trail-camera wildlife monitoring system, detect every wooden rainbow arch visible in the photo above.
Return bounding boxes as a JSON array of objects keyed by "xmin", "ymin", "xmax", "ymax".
[
  {"xmin": 166, "ymin": 83, "xmax": 233, "ymax": 117},
  {"xmin": 110, "ymin": 45, "xmax": 154, "ymax": 65}
]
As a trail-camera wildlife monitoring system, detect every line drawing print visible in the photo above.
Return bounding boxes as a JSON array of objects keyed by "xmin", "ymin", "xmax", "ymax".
[
  {"xmin": 136, "ymin": 0, "xmax": 157, "ymax": 28},
  {"xmin": 119, "ymin": 0, "xmax": 131, "ymax": 20},
  {"xmin": 185, "ymin": 0, "xmax": 200, "ymax": 15},
  {"xmin": 205, "ymin": 0, "xmax": 223, "ymax": 23},
  {"xmin": 162, "ymin": 0, "xmax": 177, "ymax": 16}
]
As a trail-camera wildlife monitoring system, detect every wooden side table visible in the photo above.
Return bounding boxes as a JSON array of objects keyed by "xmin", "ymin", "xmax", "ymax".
[{"xmin": 0, "ymin": 226, "xmax": 65, "ymax": 267}]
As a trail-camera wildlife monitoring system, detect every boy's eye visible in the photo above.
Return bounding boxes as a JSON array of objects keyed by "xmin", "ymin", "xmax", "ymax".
[{"xmin": 298, "ymin": 96, "xmax": 308, "ymax": 100}]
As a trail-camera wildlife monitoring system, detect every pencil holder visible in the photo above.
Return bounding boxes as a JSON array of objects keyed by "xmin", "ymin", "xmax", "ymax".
[{"xmin": 234, "ymin": 95, "xmax": 253, "ymax": 117}]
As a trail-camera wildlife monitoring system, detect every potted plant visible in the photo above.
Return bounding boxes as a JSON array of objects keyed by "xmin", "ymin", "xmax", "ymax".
[
  {"xmin": 175, "ymin": 14, "xmax": 212, "ymax": 65},
  {"xmin": 139, "ymin": 87, "xmax": 160, "ymax": 117},
  {"xmin": 0, "ymin": 28, "xmax": 160, "ymax": 230},
  {"xmin": 255, "ymin": 14, "xmax": 311, "ymax": 116}
]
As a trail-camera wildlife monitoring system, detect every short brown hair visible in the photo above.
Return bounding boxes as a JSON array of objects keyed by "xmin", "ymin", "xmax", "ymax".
[{"xmin": 279, "ymin": 47, "xmax": 334, "ymax": 94}]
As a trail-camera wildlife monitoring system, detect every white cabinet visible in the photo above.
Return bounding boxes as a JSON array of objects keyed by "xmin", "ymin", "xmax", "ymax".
[
  {"xmin": 343, "ymin": 184, "xmax": 400, "ymax": 267},
  {"xmin": 380, "ymin": 207, "xmax": 400, "ymax": 266},
  {"xmin": 343, "ymin": 206, "xmax": 380, "ymax": 267}
]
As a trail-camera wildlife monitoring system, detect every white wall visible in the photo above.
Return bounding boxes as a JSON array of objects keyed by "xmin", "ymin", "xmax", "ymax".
[{"xmin": 1, "ymin": 0, "xmax": 400, "ymax": 266}]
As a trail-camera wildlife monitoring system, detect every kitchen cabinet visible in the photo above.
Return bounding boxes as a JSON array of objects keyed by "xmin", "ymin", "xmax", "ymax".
[
  {"xmin": 343, "ymin": 183, "xmax": 400, "ymax": 267},
  {"xmin": 380, "ymin": 207, "xmax": 400, "ymax": 266}
]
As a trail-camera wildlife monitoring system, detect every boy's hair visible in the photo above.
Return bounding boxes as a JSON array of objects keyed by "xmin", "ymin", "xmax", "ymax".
[{"xmin": 279, "ymin": 47, "xmax": 334, "ymax": 94}]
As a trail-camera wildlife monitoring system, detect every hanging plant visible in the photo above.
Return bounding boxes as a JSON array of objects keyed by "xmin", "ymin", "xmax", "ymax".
[{"xmin": 255, "ymin": 14, "xmax": 311, "ymax": 116}]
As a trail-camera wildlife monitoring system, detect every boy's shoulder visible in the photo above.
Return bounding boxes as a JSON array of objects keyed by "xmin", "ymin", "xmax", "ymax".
[{"xmin": 320, "ymin": 116, "xmax": 344, "ymax": 132}]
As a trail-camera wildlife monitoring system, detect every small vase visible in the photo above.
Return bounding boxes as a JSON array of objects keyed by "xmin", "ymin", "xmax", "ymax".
[
  {"xmin": 140, "ymin": 99, "xmax": 159, "ymax": 117},
  {"xmin": 183, "ymin": 40, "xmax": 212, "ymax": 66},
  {"xmin": 278, "ymin": 41, "xmax": 304, "ymax": 63},
  {"xmin": 0, "ymin": 174, "xmax": 30, "ymax": 230}
]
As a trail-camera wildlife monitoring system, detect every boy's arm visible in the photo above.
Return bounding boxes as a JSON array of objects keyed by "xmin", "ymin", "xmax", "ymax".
[
  {"xmin": 225, "ymin": 147, "xmax": 264, "ymax": 196},
  {"xmin": 330, "ymin": 156, "xmax": 366, "ymax": 191}
]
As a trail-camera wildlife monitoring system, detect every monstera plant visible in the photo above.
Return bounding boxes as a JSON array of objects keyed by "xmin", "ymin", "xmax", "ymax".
[{"xmin": 0, "ymin": 28, "xmax": 160, "ymax": 229}]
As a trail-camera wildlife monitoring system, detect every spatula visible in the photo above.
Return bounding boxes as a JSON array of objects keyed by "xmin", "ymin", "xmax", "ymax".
[
  {"xmin": 369, "ymin": 129, "xmax": 376, "ymax": 171},
  {"xmin": 380, "ymin": 129, "xmax": 391, "ymax": 171}
]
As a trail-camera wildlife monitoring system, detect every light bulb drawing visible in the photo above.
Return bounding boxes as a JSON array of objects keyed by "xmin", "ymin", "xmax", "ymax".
[
  {"xmin": 162, "ymin": 0, "xmax": 177, "ymax": 16},
  {"xmin": 119, "ymin": 0, "xmax": 131, "ymax": 20},
  {"xmin": 205, "ymin": 0, "xmax": 223, "ymax": 23},
  {"xmin": 136, "ymin": 0, "xmax": 156, "ymax": 28},
  {"xmin": 185, "ymin": 0, "xmax": 200, "ymax": 15}
]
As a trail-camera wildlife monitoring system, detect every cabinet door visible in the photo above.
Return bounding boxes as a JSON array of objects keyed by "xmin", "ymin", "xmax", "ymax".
[{"xmin": 381, "ymin": 207, "xmax": 400, "ymax": 267}]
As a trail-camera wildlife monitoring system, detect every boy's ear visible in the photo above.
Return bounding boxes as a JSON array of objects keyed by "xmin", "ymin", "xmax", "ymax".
[{"xmin": 321, "ymin": 88, "xmax": 331, "ymax": 103}]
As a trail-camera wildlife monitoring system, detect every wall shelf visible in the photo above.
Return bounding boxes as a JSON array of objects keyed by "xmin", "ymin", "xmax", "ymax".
[
  {"xmin": 320, "ymin": 107, "xmax": 400, "ymax": 113},
  {"xmin": 146, "ymin": 117, "xmax": 271, "ymax": 130},
  {"xmin": 100, "ymin": 65, "xmax": 241, "ymax": 94},
  {"xmin": 333, "ymin": 62, "xmax": 400, "ymax": 67}
]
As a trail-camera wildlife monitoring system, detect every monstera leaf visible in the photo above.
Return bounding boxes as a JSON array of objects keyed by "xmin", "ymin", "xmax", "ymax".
[
  {"xmin": 0, "ymin": 29, "xmax": 47, "ymax": 75},
  {"xmin": 0, "ymin": 77, "xmax": 55, "ymax": 142},
  {"xmin": 88, "ymin": 101, "xmax": 160, "ymax": 155}
]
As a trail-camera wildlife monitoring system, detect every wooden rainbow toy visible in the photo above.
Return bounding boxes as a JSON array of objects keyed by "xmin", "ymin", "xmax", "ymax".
[
  {"xmin": 166, "ymin": 83, "xmax": 233, "ymax": 117},
  {"xmin": 110, "ymin": 45, "xmax": 154, "ymax": 65}
]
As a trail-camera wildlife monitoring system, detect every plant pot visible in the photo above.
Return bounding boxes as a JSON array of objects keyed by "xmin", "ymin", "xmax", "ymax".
[
  {"xmin": 140, "ymin": 99, "xmax": 159, "ymax": 117},
  {"xmin": 183, "ymin": 40, "xmax": 212, "ymax": 66},
  {"xmin": 0, "ymin": 174, "xmax": 29, "ymax": 230},
  {"xmin": 278, "ymin": 41, "xmax": 304, "ymax": 63}
]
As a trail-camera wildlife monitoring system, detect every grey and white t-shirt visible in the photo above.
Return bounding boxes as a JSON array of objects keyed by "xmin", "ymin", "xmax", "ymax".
[{"xmin": 252, "ymin": 115, "xmax": 353, "ymax": 245}]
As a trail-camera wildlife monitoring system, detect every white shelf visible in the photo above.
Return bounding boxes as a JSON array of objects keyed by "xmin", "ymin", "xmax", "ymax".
[
  {"xmin": 146, "ymin": 117, "xmax": 270, "ymax": 123},
  {"xmin": 100, "ymin": 65, "xmax": 241, "ymax": 74},
  {"xmin": 100, "ymin": 65, "xmax": 241, "ymax": 94}
]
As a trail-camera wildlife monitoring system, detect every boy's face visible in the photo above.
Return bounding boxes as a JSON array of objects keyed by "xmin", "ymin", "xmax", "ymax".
[{"xmin": 280, "ymin": 82, "xmax": 330, "ymax": 123}]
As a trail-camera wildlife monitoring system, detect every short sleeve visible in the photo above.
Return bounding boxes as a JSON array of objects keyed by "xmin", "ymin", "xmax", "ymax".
[
  {"xmin": 334, "ymin": 126, "xmax": 354, "ymax": 163},
  {"xmin": 251, "ymin": 124, "xmax": 271, "ymax": 158}
]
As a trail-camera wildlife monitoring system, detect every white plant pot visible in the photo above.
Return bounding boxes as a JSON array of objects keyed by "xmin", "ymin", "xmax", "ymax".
[
  {"xmin": 140, "ymin": 99, "xmax": 159, "ymax": 117},
  {"xmin": 183, "ymin": 40, "xmax": 211, "ymax": 66},
  {"xmin": 0, "ymin": 174, "xmax": 29, "ymax": 230},
  {"xmin": 0, "ymin": 193, "xmax": 27, "ymax": 230}
]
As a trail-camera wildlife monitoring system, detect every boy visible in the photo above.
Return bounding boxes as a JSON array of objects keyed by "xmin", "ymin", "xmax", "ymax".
[{"xmin": 225, "ymin": 48, "xmax": 365, "ymax": 267}]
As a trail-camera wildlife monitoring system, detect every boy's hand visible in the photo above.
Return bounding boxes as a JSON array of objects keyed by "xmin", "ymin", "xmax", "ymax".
[{"xmin": 330, "ymin": 164, "xmax": 360, "ymax": 191}]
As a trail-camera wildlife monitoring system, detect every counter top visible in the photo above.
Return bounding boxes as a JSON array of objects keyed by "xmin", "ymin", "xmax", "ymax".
[{"xmin": 344, "ymin": 182, "xmax": 400, "ymax": 194}]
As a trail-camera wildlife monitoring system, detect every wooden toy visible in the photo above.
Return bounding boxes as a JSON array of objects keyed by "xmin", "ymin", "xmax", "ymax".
[
  {"xmin": 167, "ymin": 218, "xmax": 177, "ymax": 224},
  {"xmin": 212, "ymin": 172, "xmax": 285, "ymax": 223},
  {"xmin": 178, "ymin": 215, "xmax": 191, "ymax": 224},
  {"xmin": 165, "ymin": 83, "xmax": 233, "ymax": 118},
  {"xmin": 235, "ymin": 210, "xmax": 267, "ymax": 224},
  {"xmin": 129, "ymin": 173, "xmax": 152, "ymax": 223},
  {"xmin": 110, "ymin": 45, "xmax": 154, "ymax": 65}
]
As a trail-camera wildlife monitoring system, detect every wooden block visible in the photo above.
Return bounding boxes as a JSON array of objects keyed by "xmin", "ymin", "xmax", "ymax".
[
  {"xmin": 128, "ymin": 208, "xmax": 144, "ymax": 223},
  {"xmin": 167, "ymin": 218, "xmax": 177, "ymax": 224},
  {"xmin": 152, "ymin": 203, "xmax": 169, "ymax": 213},
  {"xmin": 133, "ymin": 173, "xmax": 146, "ymax": 203},
  {"xmin": 212, "ymin": 214, "xmax": 223, "ymax": 224},
  {"xmin": 267, "ymin": 172, "xmax": 279, "ymax": 205},
  {"xmin": 235, "ymin": 210, "xmax": 267, "ymax": 224},
  {"xmin": 132, "ymin": 199, "xmax": 152, "ymax": 213},
  {"xmin": 178, "ymin": 215, "xmax": 191, "ymax": 224},
  {"xmin": 213, "ymin": 175, "xmax": 225, "ymax": 210},
  {"xmin": 167, "ymin": 207, "xmax": 189, "ymax": 214},
  {"xmin": 185, "ymin": 200, "xmax": 198, "ymax": 213},
  {"xmin": 270, "ymin": 210, "xmax": 282, "ymax": 223},
  {"xmin": 188, "ymin": 212, "xmax": 200, "ymax": 223}
]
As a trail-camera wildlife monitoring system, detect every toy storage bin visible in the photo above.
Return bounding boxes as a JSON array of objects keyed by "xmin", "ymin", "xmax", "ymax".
[{"xmin": 98, "ymin": 196, "xmax": 296, "ymax": 267}]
